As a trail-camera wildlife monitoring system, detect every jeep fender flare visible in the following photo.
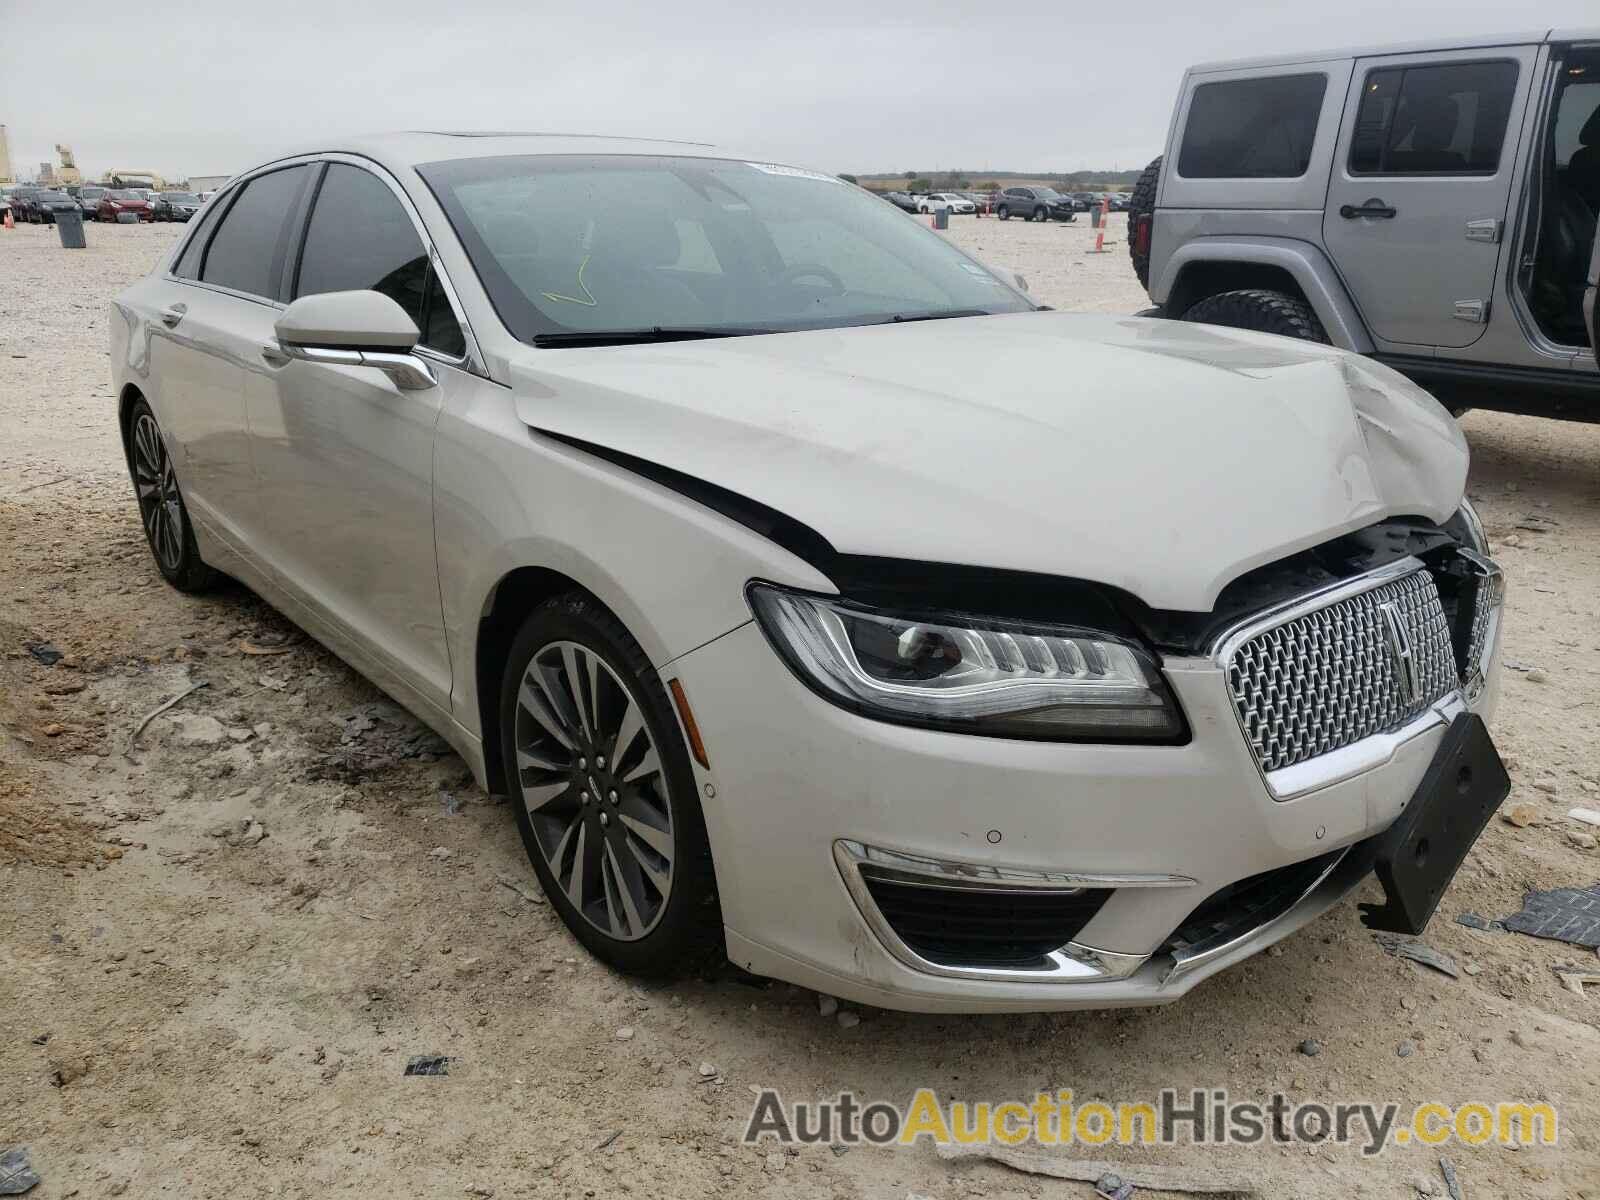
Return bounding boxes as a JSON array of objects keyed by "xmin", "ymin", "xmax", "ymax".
[{"xmin": 1151, "ymin": 237, "xmax": 1373, "ymax": 355}]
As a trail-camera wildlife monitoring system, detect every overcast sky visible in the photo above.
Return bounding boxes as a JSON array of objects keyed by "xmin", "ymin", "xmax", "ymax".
[{"xmin": 2, "ymin": 1, "xmax": 1594, "ymax": 183}]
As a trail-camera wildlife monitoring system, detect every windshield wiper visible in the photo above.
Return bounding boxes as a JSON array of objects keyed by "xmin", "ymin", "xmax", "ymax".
[
  {"xmin": 876, "ymin": 308, "xmax": 994, "ymax": 325},
  {"xmin": 532, "ymin": 326, "xmax": 777, "ymax": 348}
]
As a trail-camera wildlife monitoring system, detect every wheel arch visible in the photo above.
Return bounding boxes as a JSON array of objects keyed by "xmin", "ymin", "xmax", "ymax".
[
  {"xmin": 473, "ymin": 565, "xmax": 621, "ymax": 798},
  {"xmin": 1152, "ymin": 238, "xmax": 1373, "ymax": 354}
]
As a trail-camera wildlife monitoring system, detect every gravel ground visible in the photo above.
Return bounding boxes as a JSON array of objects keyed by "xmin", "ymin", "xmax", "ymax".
[{"xmin": 2, "ymin": 219, "xmax": 1598, "ymax": 1200}]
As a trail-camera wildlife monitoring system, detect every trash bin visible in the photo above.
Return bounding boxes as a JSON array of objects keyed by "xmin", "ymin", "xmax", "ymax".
[
  {"xmin": 1090, "ymin": 206, "xmax": 1102, "ymax": 230},
  {"xmin": 55, "ymin": 207, "xmax": 87, "ymax": 248},
  {"xmin": 932, "ymin": 205, "xmax": 950, "ymax": 231}
]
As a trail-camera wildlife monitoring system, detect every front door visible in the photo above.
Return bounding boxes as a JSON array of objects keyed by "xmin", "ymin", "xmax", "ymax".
[
  {"xmin": 1323, "ymin": 46, "xmax": 1537, "ymax": 348},
  {"xmin": 248, "ymin": 161, "xmax": 469, "ymax": 710}
]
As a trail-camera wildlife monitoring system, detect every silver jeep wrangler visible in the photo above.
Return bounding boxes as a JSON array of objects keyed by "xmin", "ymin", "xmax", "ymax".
[{"xmin": 1130, "ymin": 28, "xmax": 1600, "ymax": 420}]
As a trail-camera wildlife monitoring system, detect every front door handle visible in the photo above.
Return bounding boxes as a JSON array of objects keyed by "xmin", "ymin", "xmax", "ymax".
[
  {"xmin": 1339, "ymin": 199, "xmax": 1398, "ymax": 220},
  {"xmin": 260, "ymin": 343, "xmax": 291, "ymax": 367},
  {"xmin": 159, "ymin": 303, "xmax": 187, "ymax": 327}
]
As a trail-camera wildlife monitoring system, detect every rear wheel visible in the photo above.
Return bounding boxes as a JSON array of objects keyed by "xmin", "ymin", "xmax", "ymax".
[
  {"xmin": 499, "ymin": 594, "xmax": 721, "ymax": 977},
  {"xmin": 1180, "ymin": 288, "xmax": 1330, "ymax": 343},
  {"xmin": 125, "ymin": 400, "xmax": 218, "ymax": 592},
  {"xmin": 1127, "ymin": 156, "xmax": 1163, "ymax": 292}
]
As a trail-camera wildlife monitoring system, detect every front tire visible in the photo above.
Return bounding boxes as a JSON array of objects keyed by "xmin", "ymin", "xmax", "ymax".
[
  {"xmin": 499, "ymin": 594, "xmax": 721, "ymax": 977},
  {"xmin": 1032, "ymin": 206, "xmax": 1047, "ymax": 222},
  {"xmin": 125, "ymin": 399, "xmax": 217, "ymax": 592},
  {"xmin": 996, "ymin": 205, "xmax": 1010, "ymax": 220},
  {"xmin": 1180, "ymin": 288, "xmax": 1330, "ymax": 343}
]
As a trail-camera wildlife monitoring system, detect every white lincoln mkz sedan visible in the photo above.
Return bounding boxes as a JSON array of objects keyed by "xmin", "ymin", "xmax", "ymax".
[{"xmin": 112, "ymin": 133, "xmax": 1506, "ymax": 1012}]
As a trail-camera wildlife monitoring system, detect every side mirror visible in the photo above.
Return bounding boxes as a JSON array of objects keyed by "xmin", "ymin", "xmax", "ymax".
[
  {"xmin": 1586, "ymin": 216, "xmax": 1598, "ymax": 354},
  {"xmin": 274, "ymin": 290, "xmax": 435, "ymax": 390}
]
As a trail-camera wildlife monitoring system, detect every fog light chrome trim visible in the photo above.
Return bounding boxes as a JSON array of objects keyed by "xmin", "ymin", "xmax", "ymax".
[{"xmin": 833, "ymin": 840, "xmax": 1186, "ymax": 984}]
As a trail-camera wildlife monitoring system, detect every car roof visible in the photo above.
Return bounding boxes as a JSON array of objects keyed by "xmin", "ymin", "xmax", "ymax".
[
  {"xmin": 1188, "ymin": 27, "xmax": 1600, "ymax": 73},
  {"xmin": 259, "ymin": 131, "xmax": 766, "ymax": 179}
]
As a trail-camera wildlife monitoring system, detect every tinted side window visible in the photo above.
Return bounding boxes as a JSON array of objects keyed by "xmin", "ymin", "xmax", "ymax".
[
  {"xmin": 421, "ymin": 270, "xmax": 467, "ymax": 359},
  {"xmin": 200, "ymin": 166, "xmax": 312, "ymax": 298},
  {"xmin": 1179, "ymin": 73, "xmax": 1328, "ymax": 178},
  {"xmin": 296, "ymin": 164, "xmax": 430, "ymax": 330},
  {"xmin": 173, "ymin": 195, "xmax": 230, "ymax": 279},
  {"xmin": 1350, "ymin": 61, "xmax": 1518, "ymax": 175}
]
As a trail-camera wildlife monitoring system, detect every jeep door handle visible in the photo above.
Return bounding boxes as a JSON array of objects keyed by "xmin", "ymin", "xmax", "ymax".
[
  {"xmin": 1339, "ymin": 199, "xmax": 1397, "ymax": 220},
  {"xmin": 159, "ymin": 303, "xmax": 187, "ymax": 327}
]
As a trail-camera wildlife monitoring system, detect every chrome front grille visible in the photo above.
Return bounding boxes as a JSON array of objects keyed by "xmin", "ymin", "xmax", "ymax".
[{"xmin": 1226, "ymin": 570, "xmax": 1457, "ymax": 774}]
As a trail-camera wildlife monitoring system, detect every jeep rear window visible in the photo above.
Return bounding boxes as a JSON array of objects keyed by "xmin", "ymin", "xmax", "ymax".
[
  {"xmin": 1178, "ymin": 73, "xmax": 1327, "ymax": 178},
  {"xmin": 1349, "ymin": 61, "xmax": 1518, "ymax": 176}
]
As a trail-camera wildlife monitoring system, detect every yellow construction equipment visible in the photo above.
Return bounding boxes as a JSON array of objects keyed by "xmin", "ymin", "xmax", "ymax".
[
  {"xmin": 55, "ymin": 144, "xmax": 82, "ymax": 186},
  {"xmin": 106, "ymin": 168, "xmax": 168, "ymax": 189}
]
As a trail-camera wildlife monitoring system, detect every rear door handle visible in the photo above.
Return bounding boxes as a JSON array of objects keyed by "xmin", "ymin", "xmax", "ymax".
[
  {"xmin": 260, "ymin": 343, "xmax": 291, "ymax": 367},
  {"xmin": 159, "ymin": 303, "xmax": 187, "ymax": 327},
  {"xmin": 1339, "ymin": 199, "xmax": 1397, "ymax": 220}
]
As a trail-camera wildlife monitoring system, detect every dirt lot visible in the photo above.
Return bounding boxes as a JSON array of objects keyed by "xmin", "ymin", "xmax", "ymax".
[{"xmin": 2, "ymin": 218, "xmax": 1598, "ymax": 1200}]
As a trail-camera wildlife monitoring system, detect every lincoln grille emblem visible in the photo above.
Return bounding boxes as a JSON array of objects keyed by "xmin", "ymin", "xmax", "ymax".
[{"xmin": 1378, "ymin": 601, "xmax": 1419, "ymax": 704}]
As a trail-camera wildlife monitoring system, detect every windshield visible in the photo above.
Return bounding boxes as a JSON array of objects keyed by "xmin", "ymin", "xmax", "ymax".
[
  {"xmin": 163, "ymin": 193, "xmax": 199, "ymax": 203},
  {"xmin": 39, "ymin": 192, "xmax": 70, "ymax": 202},
  {"xmin": 418, "ymin": 154, "xmax": 1031, "ymax": 344},
  {"xmin": 1033, "ymin": 188, "xmax": 1064, "ymax": 200},
  {"xmin": 82, "ymin": 189, "xmax": 105, "ymax": 198},
  {"xmin": 110, "ymin": 191, "xmax": 144, "ymax": 201}
]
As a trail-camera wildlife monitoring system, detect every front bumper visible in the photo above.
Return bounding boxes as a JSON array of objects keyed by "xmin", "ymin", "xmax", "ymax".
[{"xmin": 672, "ymin": 591, "xmax": 1501, "ymax": 1013}]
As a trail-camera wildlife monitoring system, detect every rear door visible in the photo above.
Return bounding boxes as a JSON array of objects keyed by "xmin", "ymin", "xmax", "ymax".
[
  {"xmin": 146, "ymin": 164, "xmax": 314, "ymax": 544},
  {"xmin": 247, "ymin": 160, "xmax": 468, "ymax": 710},
  {"xmin": 1323, "ymin": 47, "xmax": 1537, "ymax": 348}
]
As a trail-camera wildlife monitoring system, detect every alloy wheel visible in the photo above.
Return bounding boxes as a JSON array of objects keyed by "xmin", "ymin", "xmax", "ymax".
[
  {"xmin": 513, "ymin": 640, "xmax": 675, "ymax": 940},
  {"xmin": 131, "ymin": 412, "xmax": 183, "ymax": 572}
]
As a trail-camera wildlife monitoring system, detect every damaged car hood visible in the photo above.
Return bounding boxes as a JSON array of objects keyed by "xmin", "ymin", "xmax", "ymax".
[{"xmin": 508, "ymin": 311, "xmax": 1468, "ymax": 611}]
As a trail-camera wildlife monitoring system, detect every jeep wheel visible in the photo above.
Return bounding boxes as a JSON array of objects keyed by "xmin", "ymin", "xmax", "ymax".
[
  {"xmin": 1181, "ymin": 289, "xmax": 1330, "ymax": 343},
  {"xmin": 1127, "ymin": 155, "xmax": 1162, "ymax": 293},
  {"xmin": 996, "ymin": 205, "xmax": 1010, "ymax": 220}
]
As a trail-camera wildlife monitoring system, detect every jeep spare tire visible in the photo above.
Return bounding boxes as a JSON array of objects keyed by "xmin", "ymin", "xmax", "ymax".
[
  {"xmin": 1127, "ymin": 155, "xmax": 1162, "ymax": 293},
  {"xmin": 1180, "ymin": 289, "xmax": 1330, "ymax": 343}
]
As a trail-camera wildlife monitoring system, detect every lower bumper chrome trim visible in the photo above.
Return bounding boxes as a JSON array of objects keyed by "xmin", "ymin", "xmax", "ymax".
[{"xmin": 833, "ymin": 840, "xmax": 1175, "ymax": 984}]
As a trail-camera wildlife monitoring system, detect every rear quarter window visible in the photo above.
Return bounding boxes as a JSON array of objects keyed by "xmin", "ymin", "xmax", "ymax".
[
  {"xmin": 1349, "ymin": 60, "xmax": 1520, "ymax": 176},
  {"xmin": 1178, "ymin": 73, "xmax": 1328, "ymax": 178}
]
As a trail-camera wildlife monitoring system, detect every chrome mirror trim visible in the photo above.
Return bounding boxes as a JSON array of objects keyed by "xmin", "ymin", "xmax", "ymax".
[{"xmin": 279, "ymin": 342, "xmax": 437, "ymax": 390}]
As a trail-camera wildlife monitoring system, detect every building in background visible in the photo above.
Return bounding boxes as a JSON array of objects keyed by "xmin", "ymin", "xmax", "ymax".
[
  {"xmin": 0, "ymin": 125, "xmax": 14, "ymax": 184},
  {"xmin": 188, "ymin": 174, "xmax": 231, "ymax": 193},
  {"xmin": 39, "ymin": 162, "xmax": 55, "ymax": 184}
]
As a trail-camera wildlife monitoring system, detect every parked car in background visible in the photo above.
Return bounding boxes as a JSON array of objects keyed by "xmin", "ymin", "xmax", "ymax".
[
  {"xmin": 196, "ymin": 190, "xmax": 218, "ymax": 203},
  {"xmin": 152, "ymin": 191, "xmax": 203, "ymax": 222},
  {"xmin": 1102, "ymin": 193, "xmax": 1130, "ymax": 212},
  {"xmin": 97, "ymin": 190, "xmax": 155, "ymax": 222},
  {"xmin": 1131, "ymin": 27, "xmax": 1600, "ymax": 421},
  {"xmin": 22, "ymin": 189, "xmax": 80, "ymax": 224},
  {"xmin": 916, "ymin": 192, "xmax": 975, "ymax": 214},
  {"xmin": 1067, "ymin": 192, "xmax": 1101, "ymax": 211},
  {"xmin": 7, "ymin": 186, "xmax": 40, "ymax": 221},
  {"xmin": 880, "ymin": 190, "xmax": 920, "ymax": 213},
  {"xmin": 995, "ymin": 186, "xmax": 1076, "ymax": 222},
  {"xmin": 78, "ymin": 186, "xmax": 109, "ymax": 215}
]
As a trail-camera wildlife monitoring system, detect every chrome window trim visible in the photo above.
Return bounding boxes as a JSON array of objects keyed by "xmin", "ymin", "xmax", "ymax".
[
  {"xmin": 163, "ymin": 151, "xmax": 487, "ymax": 377},
  {"xmin": 833, "ymin": 839, "xmax": 1167, "ymax": 984}
]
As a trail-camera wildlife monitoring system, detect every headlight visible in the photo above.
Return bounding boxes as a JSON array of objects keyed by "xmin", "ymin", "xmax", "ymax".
[
  {"xmin": 1446, "ymin": 498, "xmax": 1488, "ymax": 555},
  {"xmin": 747, "ymin": 584, "xmax": 1185, "ymax": 742}
]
